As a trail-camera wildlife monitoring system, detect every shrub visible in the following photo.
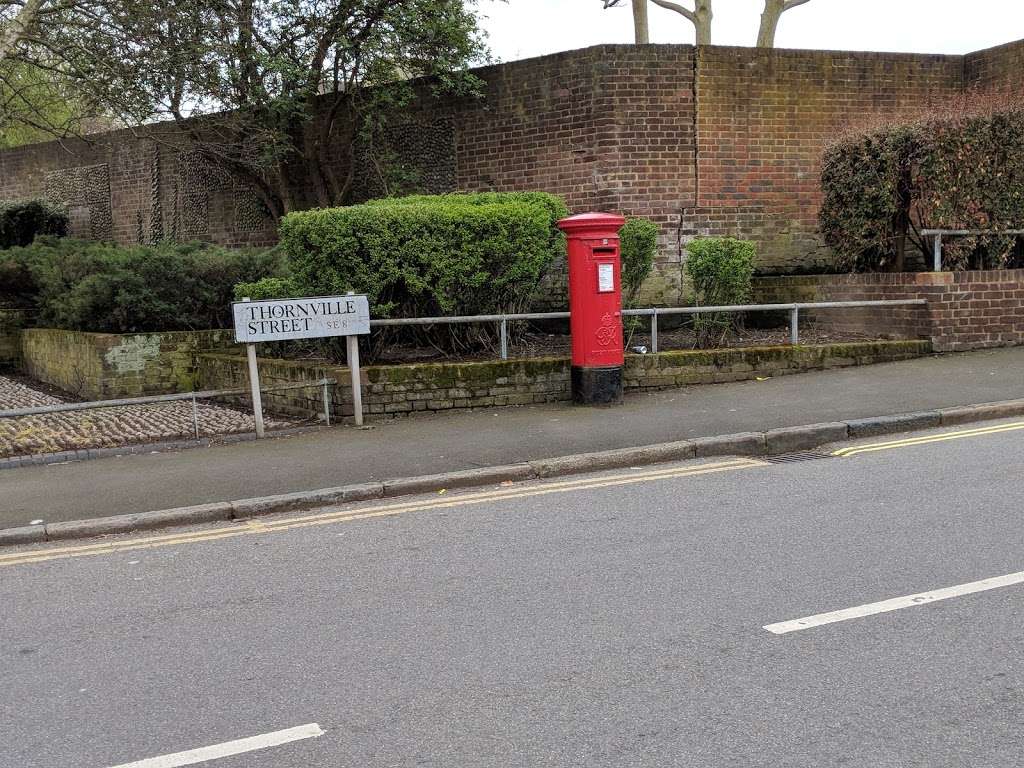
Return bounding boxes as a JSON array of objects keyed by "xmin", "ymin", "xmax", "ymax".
[
  {"xmin": 0, "ymin": 243, "xmax": 43, "ymax": 306},
  {"xmin": 233, "ymin": 276, "xmax": 305, "ymax": 302},
  {"xmin": 820, "ymin": 128, "xmax": 917, "ymax": 273},
  {"xmin": 820, "ymin": 108, "xmax": 1024, "ymax": 272},
  {"xmin": 685, "ymin": 237, "xmax": 755, "ymax": 348},
  {"xmin": 0, "ymin": 199, "xmax": 68, "ymax": 249},
  {"xmin": 363, "ymin": 191, "xmax": 568, "ymax": 274},
  {"xmin": 279, "ymin": 192, "xmax": 569, "ymax": 354},
  {"xmin": 7, "ymin": 238, "xmax": 284, "ymax": 332},
  {"xmin": 619, "ymin": 217, "xmax": 659, "ymax": 305}
]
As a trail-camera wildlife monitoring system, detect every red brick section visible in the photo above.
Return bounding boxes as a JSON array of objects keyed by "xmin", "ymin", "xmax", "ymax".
[
  {"xmin": 451, "ymin": 45, "xmax": 697, "ymax": 302},
  {"xmin": 693, "ymin": 46, "xmax": 964, "ymax": 274},
  {"xmin": 0, "ymin": 129, "xmax": 277, "ymax": 249},
  {"xmin": 753, "ymin": 270, "xmax": 1024, "ymax": 352}
]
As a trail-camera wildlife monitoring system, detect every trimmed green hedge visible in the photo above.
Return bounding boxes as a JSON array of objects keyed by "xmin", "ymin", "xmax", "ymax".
[
  {"xmin": 0, "ymin": 199, "xmax": 68, "ymax": 249},
  {"xmin": 820, "ymin": 109, "xmax": 1024, "ymax": 272},
  {"xmin": 276, "ymin": 192, "xmax": 568, "ymax": 352},
  {"xmin": 1, "ymin": 238, "xmax": 284, "ymax": 332}
]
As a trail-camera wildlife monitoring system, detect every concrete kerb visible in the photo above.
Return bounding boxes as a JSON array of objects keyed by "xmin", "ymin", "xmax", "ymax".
[{"xmin": 2, "ymin": 398, "xmax": 1024, "ymax": 547}]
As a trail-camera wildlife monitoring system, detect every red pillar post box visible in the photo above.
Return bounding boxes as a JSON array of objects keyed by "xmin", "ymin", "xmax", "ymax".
[{"xmin": 557, "ymin": 212, "xmax": 626, "ymax": 405}]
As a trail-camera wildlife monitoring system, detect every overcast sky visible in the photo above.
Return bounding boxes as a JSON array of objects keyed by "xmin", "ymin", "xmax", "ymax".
[{"xmin": 476, "ymin": 0, "xmax": 1024, "ymax": 63}]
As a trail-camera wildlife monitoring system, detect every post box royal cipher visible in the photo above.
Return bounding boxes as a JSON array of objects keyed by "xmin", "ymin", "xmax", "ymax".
[{"xmin": 557, "ymin": 212, "xmax": 627, "ymax": 405}]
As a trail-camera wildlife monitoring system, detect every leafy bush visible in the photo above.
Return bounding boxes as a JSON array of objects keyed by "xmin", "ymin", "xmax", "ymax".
[
  {"xmin": 0, "ymin": 199, "xmax": 68, "ymax": 249},
  {"xmin": 233, "ymin": 276, "xmax": 305, "ymax": 302},
  {"xmin": 279, "ymin": 192, "xmax": 569, "ymax": 354},
  {"xmin": 619, "ymin": 217, "xmax": 659, "ymax": 305},
  {"xmin": 685, "ymin": 237, "xmax": 756, "ymax": 348},
  {"xmin": 820, "ymin": 108, "xmax": 1024, "ymax": 272},
  {"xmin": 5, "ymin": 238, "xmax": 284, "ymax": 332}
]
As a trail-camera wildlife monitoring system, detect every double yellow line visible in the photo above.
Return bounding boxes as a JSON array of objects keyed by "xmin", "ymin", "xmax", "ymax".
[
  {"xmin": 0, "ymin": 457, "xmax": 767, "ymax": 568},
  {"xmin": 833, "ymin": 420, "xmax": 1024, "ymax": 458}
]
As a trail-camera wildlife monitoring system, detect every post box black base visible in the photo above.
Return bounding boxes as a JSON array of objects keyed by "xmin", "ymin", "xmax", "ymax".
[{"xmin": 572, "ymin": 366, "xmax": 623, "ymax": 406}]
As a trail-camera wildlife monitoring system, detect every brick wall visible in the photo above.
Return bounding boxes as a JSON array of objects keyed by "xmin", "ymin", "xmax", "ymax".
[
  {"xmin": 196, "ymin": 340, "xmax": 928, "ymax": 420},
  {"xmin": 449, "ymin": 45, "xmax": 697, "ymax": 304},
  {"xmin": 0, "ymin": 128, "xmax": 277, "ymax": 249},
  {"xmin": 753, "ymin": 270, "xmax": 1024, "ymax": 352},
  {"xmin": 965, "ymin": 39, "xmax": 1024, "ymax": 91},
  {"xmin": 0, "ymin": 39, "xmax": 1020, "ymax": 293},
  {"xmin": 691, "ymin": 47, "xmax": 964, "ymax": 274}
]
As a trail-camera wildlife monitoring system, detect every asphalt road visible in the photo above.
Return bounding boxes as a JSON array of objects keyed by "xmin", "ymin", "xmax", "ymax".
[
  {"xmin": 3, "ymin": 346, "xmax": 1024, "ymax": 528},
  {"xmin": 3, "ymin": 420, "xmax": 1024, "ymax": 767}
]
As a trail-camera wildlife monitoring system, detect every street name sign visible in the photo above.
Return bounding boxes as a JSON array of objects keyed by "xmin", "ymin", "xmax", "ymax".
[
  {"xmin": 234, "ymin": 293, "xmax": 372, "ymax": 433},
  {"xmin": 233, "ymin": 295, "xmax": 371, "ymax": 343}
]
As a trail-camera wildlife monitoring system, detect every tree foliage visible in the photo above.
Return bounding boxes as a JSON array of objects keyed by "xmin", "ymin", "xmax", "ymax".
[
  {"xmin": 9, "ymin": 1, "xmax": 489, "ymax": 214},
  {"xmin": 0, "ymin": 1, "xmax": 106, "ymax": 143}
]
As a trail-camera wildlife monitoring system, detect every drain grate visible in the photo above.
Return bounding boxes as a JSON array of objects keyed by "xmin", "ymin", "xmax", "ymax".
[{"xmin": 763, "ymin": 450, "xmax": 834, "ymax": 464}]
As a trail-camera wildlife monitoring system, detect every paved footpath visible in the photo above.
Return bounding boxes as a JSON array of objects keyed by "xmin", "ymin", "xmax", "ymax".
[{"xmin": 2, "ymin": 347, "xmax": 1022, "ymax": 528}]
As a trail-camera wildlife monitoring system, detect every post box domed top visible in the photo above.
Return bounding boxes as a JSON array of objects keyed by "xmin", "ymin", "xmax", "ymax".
[{"xmin": 556, "ymin": 212, "xmax": 626, "ymax": 236}]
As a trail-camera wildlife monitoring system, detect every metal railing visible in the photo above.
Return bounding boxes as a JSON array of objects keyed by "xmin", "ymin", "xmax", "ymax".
[
  {"xmin": 0, "ymin": 378, "xmax": 337, "ymax": 433},
  {"xmin": 369, "ymin": 300, "xmax": 928, "ymax": 358},
  {"xmin": 922, "ymin": 229, "xmax": 1024, "ymax": 271},
  {"xmin": 370, "ymin": 312, "xmax": 570, "ymax": 360}
]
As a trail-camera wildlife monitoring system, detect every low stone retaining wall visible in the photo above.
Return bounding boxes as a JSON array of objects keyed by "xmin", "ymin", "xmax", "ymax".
[
  {"xmin": 0, "ymin": 309, "xmax": 28, "ymax": 369},
  {"xmin": 21, "ymin": 328, "xmax": 235, "ymax": 399},
  {"xmin": 753, "ymin": 270, "xmax": 1024, "ymax": 352},
  {"xmin": 197, "ymin": 340, "xmax": 930, "ymax": 420}
]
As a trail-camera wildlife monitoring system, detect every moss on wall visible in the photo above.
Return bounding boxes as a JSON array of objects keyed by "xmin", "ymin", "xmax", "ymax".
[
  {"xmin": 21, "ymin": 328, "xmax": 235, "ymax": 399},
  {"xmin": 197, "ymin": 340, "xmax": 931, "ymax": 420}
]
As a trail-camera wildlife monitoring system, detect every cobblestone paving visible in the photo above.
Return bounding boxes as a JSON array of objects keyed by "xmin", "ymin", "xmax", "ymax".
[
  {"xmin": 0, "ymin": 376, "xmax": 65, "ymax": 410},
  {"xmin": 0, "ymin": 376, "xmax": 294, "ymax": 458}
]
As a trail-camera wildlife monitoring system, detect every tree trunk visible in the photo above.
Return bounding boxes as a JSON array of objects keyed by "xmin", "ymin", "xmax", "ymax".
[
  {"xmin": 632, "ymin": 0, "xmax": 649, "ymax": 44},
  {"xmin": 0, "ymin": 0, "xmax": 43, "ymax": 64},
  {"xmin": 694, "ymin": 0, "xmax": 712, "ymax": 45},
  {"xmin": 757, "ymin": 0, "xmax": 784, "ymax": 48}
]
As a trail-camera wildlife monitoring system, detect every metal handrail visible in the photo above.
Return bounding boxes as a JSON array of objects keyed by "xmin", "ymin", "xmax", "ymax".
[
  {"xmin": 0, "ymin": 378, "xmax": 337, "ymax": 434},
  {"xmin": 366, "ymin": 300, "xmax": 928, "ymax": 356},
  {"xmin": 1, "ymin": 298, "xmax": 929, "ymax": 428},
  {"xmin": 921, "ymin": 229, "xmax": 1024, "ymax": 272}
]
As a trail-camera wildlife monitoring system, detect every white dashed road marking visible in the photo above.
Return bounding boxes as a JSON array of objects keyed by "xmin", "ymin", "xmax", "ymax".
[
  {"xmin": 105, "ymin": 723, "xmax": 324, "ymax": 767},
  {"xmin": 765, "ymin": 570, "xmax": 1024, "ymax": 634}
]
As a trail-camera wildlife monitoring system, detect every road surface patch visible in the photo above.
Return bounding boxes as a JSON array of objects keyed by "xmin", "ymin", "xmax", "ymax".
[
  {"xmin": 105, "ymin": 722, "xmax": 324, "ymax": 767},
  {"xmin": 764, "ymin": 570, "xmax": 1024, "ymax": 635},
  {"xmin": 0, "ymin": 458, "xmax": 765, "ymax": 568}
]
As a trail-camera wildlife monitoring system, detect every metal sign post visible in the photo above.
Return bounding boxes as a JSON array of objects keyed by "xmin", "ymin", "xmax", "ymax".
[
  {"xmin": 346, "ymin": 335, "xmax": 363, "ymax": 427},
  {"xmin": 240, "ymin": 298, "xmax": 266, "ymax": 438},
  {"xmin": 345, "ymin": 291, "xmax": 364, "ymax": 427},
  {"xmin": 232, "ymin": 294, "xmax": 371, "ymax": 436}
]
